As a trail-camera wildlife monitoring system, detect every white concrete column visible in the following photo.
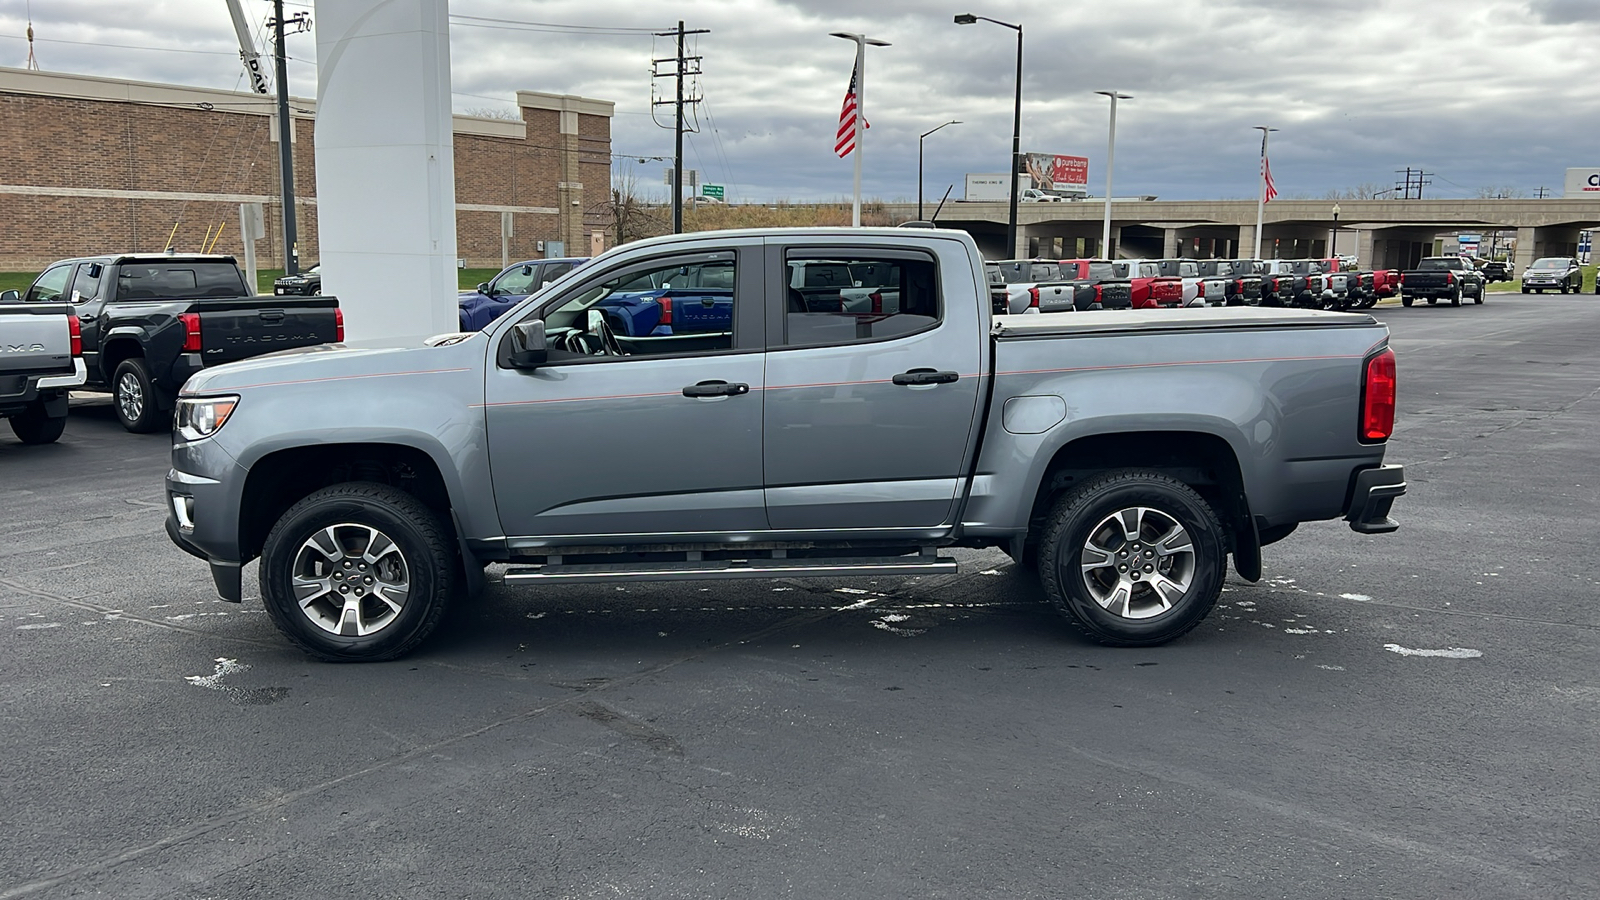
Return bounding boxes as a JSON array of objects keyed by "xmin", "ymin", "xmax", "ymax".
[
  {"xmin": 1514, "ymin": 227, "xmax": 1538, "ymax": 275},
  {"xmin": 314, "ymin": 0, "xmax": 458, "ymax": 341},
  {"xmin": 1356, "ymin": 229, "xmax": 1375, "ymax": 270},
  {"xmin": 1237, "ymin": 225, "xmax": 1256, "ymax": 259},
  {"xmin": 1162, "ymin": 228, "xmax": 1179, "ymax": 259}
]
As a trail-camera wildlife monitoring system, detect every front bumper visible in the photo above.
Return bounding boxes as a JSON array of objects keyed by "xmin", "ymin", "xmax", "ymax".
[
  {"xmin": 1345, "ymin": 464, "xmax": 1406, "ymax": 534},
  {"xmin": 165, "ymin": 444, "xmax": 247, "ymax": 602}
]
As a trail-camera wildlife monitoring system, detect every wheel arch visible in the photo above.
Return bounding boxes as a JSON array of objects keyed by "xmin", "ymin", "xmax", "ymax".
[{"xmin": 1019, "ymin": 429, "xmax": 1258, "ymax": 581}]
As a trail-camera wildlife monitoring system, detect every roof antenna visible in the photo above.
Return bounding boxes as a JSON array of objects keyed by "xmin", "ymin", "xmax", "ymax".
[{"xmin": 26, "ymin": 0, "xmax": 41, "ymax": 70}]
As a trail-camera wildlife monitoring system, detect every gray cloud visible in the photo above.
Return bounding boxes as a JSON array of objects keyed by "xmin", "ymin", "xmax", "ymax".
[{"xmin": 3, "ymin": 0, "xmax": 1596, "ymax": 203}]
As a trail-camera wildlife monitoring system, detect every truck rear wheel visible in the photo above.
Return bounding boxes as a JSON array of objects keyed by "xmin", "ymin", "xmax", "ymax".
[
  {"xmin": 259, "ymin": 482, "xmax": 456, "ymax": 662},
  {"xmin": 1036, "ymin": 470, "xmax": 1226, "ymax": 647},
  {"xmin": 112, "ymin": 358, "xmax": 164, "ymax": 433},
  {"xmin": 1401, "ymin": 296, "xmax": 1413, "ymax": 307},
  {"xmin": 8, "ymin": 401, "xmax": 66, "ymax": 445}
]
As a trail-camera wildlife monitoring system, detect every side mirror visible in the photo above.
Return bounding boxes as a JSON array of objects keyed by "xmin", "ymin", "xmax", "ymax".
[
  {"xmin": 509, "ymin": 320, "xmax": 547, "ymax": 369},
  {"xmin": 0, "ymin": 290, "xmax": 19, "ymax": 303},
  {"xmin": 477, "ymin": 282, "xmax": 492, "ymax": 295}
]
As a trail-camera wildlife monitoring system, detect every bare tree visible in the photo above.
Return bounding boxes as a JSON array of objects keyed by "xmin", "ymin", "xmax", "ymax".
[
  {"xmin": 591, "ymin": 164, "xmax": 669, "ymax": 247},
  {"xmin": 461, "ymin": 106, "xmax": 523, "ymax": 121},
  {"xmin": 1474, "ymin": 185, "xmax": 1527, "ymax": 199}
]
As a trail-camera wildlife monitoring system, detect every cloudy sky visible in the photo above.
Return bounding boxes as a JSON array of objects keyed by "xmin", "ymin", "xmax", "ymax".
[{"xmin": 3, "ymin": 0, "xmax": 1598, "ymax": 203}]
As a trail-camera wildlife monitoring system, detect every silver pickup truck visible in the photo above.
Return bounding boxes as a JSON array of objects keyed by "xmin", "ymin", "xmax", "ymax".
[
  {"xmin": 0, "ymin": 298, "xmax": 86, "ymax": 444},
  {"xmin": 164, "ymin": 228, "xmax": 1406, "ymax": 662}
]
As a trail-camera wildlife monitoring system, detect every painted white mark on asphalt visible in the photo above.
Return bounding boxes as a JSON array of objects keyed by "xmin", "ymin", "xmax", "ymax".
[
  {"xmin": 1340, "ymin": 593, "xmax": 1374, "ymax": 602},
  {"xmin": 871, "ymin": 614, "xmax": 925, "ymax": 637},
  {"xmin": 185, "ymin": 657, "xmax": 248, "ymax": 690},
  {"xmin": 526, "ymin": 612, "xmax": 547, "ymax": 620},
  {"xmin": 771, "ymin": 587, "xmax": 795, "ymax": 592},
  {"xmin": 1384, "ymin": 644, "xmax": 1483, "ymax": 659},
  {"xmin": 1317, "ymin": 665, "xmax": 1346, "ymax": 671},
  {"xmin": 834, "ymin": 588, "xmax": 870, "ymax": 594},
  {"xmin": 16, "ymin": 622, "xmax": 62, "ymax": 630},
  {"xmin": 978, "ymin": 569, "xmax": 1001, "ymax": 576}
]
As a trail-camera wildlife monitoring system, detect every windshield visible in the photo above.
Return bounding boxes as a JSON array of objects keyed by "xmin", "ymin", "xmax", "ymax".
[
  {"xmin": 114, "ymin": 262, "xmax": 248, "ymax": 300},
  {"xmin": 1529, "ymin": 258, "xmax": 1568, "ymax": 269},
  {"xmin": 1415, "ymin": 259, "xmax": 1459, "ymax": 271}
]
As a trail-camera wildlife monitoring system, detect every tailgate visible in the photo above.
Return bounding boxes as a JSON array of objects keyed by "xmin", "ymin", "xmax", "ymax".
[
  {"xmin": 198, "ymin": 303, "xmax": 339, "ymax": 364},
  {"xmin": 667, "ymin": 290, "xmax": 734, "ymax": 333},
  {"xmin": 0, "ymin": 304, "xmax": 74, "ymax": 380},
  {"xmin": 1033, "ymin": 283, "xmax": 1077, "ymax": 313},
  {"xmin": 1099, "ymin": 281, "xmax": 1133, "ymax": 308}
]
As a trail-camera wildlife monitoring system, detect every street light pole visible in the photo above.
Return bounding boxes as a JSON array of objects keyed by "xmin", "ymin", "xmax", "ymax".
[
  {"xmin": 830, "ymin": 32, "xmax": 891, "ymax": 227},
  {"xmin": 1096, "ymin": 91, "xmax": 1131, "ymax": 260},
  {"xmin": 918, "ymin": 120, "xmax": 961, "ymax": 221},
  {"xmin": 1330, "ymin": 203, "xmax": 1341, "ymax": 259},
  {"xmin": 955, "ymin": 14, "xmax": 1022, "ymax": 257}
]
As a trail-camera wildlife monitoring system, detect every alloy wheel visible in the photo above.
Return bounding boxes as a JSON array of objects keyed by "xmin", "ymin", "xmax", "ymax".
[
  {"xmin": 1078, "ymin": 506, "xmax": 1196, "ymax": 620},
  {"xmin": 291, "ymin": 524, "xmax": 411, "ymax": 636}
]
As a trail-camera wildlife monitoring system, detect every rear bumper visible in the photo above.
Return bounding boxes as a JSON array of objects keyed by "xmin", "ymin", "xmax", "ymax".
[{"xmin": 1345, "ymin": 464, "xmax": 1406, "ymax": 534}]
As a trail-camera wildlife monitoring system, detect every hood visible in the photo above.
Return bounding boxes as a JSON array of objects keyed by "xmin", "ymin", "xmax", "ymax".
[{"xmin": 180, "ymin": 331, "xmax": 484, "ymax": 395}]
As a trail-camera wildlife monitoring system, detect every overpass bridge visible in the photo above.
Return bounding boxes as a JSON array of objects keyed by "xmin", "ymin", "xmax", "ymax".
[{"xmin": 883, "ymin": 198, "xmax": 1600, "ymax": 270}]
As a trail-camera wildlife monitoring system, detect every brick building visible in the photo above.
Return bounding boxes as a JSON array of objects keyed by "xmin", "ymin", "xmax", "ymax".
[{"xmin": 0, "ymin": 66, "xmax": 613, "ymax": 271}]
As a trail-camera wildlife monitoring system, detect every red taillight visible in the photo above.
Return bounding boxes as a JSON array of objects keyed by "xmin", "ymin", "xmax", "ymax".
[
  {"xmin": 1029, "ymin": 286, "xmax": 1040, "ymax": 308},
  {"xmin": 1093, "ymin": 284, "xmax": 1104, "ymax": 303},
  {"xmin": 67, "ymin": 314, "xmax": 82, "ymax": 357},
  {"xmin": 335, "ymin": 308, "xmax": 345, "ymax": 342},
  {"xmin": 178, "ymin": 312, "xmax": 202, "ymax": 353},
  {"xmin": 869, "ymin": 291, "xmax": 883, "ymax": 314},
  {"xmin": 1445, "ymin": 271, "xmax": 1454, "ymax": 285},
  {"xmin": 1398, "ymin": 272, "xmax": 1406, "ymax": 284},
  {"xmin": 657, "ymin": 297, "xmax": 672, "ymax": 326},
  {"xmin": 1361, "ymin": 348, "xmax": 1397, "ymax": 442}
]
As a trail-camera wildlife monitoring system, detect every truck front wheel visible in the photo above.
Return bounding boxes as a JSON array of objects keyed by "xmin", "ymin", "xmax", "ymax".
[
  {"xmin": 8, "ymin": 401, "xmax": 66, "ymax": 444},
  {"xmin": 259, "ymin": 482, "xmax": 457, "ymax": 662},
  {"xmin": 1036, "ymin": 470, "xmax": 1226, "ymax": 647}
]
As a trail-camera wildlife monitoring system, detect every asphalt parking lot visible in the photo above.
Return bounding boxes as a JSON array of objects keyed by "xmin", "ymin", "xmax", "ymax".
[{"xmin": 2, "ymin": 294, "xmax": 1597, "ymax": 899}]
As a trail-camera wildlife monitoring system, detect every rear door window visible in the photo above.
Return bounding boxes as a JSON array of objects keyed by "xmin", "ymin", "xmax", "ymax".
[{"xmin": 782, "ymin": 253, "xmax": 940, "ymax": 348}]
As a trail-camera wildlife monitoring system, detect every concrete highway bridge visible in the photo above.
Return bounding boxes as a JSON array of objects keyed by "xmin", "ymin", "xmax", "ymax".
[{"xmin": 884, "ymin": 198, "xmax": 1600, "ymax": 270}]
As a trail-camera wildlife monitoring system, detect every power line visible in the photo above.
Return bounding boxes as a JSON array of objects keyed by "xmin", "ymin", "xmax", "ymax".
[{"xmin": 448, "ymin": 15, "xmax": 664, "ymax": 36}]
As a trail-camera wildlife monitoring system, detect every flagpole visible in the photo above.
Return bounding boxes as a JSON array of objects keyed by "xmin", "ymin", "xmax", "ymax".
[
  {"xmin": 830, "ymin": 32, "xmax": 891, "ymax": 228},
  {"xmin": 1253, "ymin": 125, "xmax": 1277, "ymax": 259},
  {"xmin": 852, "ymin": 39, "xmax": 864, "ymax": 227}
]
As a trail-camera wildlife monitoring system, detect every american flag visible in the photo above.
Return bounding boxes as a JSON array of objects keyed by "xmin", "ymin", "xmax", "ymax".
[
  {"xmin": 1261, "ymin": 133, "xmax": 1279, "ymax": 203},
  {"xmin": 835, "ymin": 60, "xmax": 868, "ymax": 158}
]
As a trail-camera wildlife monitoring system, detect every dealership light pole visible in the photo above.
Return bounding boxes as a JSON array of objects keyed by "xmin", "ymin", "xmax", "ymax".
[
  {"xmin": 1330, "ymin": 202, "xmax": 1341, "ymax": 258},
  {"xmin": 955, "ymin": 13, "xmax": 1022, "ymax": 256},
  {"xmin": 918, "ymin": 120, "xmax": 961, "ymax": 221},
  {"xmin": 1096, "ymin": 91, "xmax": 1130, "ymax": 259},
  {"xmin": 1253, "ymin": 125, "xmax": 1278, "ymax": 259},
  {"xmin": 830, "ymin": 31, "xmax": 891, "ymax": 227}
]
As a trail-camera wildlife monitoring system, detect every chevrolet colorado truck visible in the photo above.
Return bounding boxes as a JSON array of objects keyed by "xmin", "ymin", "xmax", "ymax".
[
  {"xmin": 165, "ymin": 228, "xmax": 1406, "ymax": 662},
  {"xmin": 14, "ymin": 255, "xmax": 343, "ymax": 432},
  {"xmin": 0, "ymin": 297, "xmax": 86, "ymax": 444},
  {"xmin": 1400, "ymin": 256, "xmax": 1486, "ymax": 307}
]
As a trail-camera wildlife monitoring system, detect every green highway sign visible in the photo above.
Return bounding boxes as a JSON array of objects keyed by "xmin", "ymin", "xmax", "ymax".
[{"xmin": 702, "ymin": 184, "xmax": 725, "ymax": 200}]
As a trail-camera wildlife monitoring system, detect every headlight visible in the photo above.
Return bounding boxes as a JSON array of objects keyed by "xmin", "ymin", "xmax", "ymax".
[{"xmin": 175, "ymin": 396, "xmax": 239, "ymax": 442}]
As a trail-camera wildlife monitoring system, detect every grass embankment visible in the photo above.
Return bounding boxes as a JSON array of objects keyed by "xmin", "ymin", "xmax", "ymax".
[
  {"xmin": 1486, "ymin": 264, "xmax": 1596, "ymax": 294},
  {"xmin": 0, "ymin": 268, "xmax": 508, "ymax": 296}
]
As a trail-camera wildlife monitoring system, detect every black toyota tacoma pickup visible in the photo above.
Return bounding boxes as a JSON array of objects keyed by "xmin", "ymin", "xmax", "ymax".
[
  {"xmin": 1400, "ymin": 256, "xmax": 1487, "ymax": 307},
  {"xmin": 14, "ymin": 255, "xmax": 342, "ymax": 432}
]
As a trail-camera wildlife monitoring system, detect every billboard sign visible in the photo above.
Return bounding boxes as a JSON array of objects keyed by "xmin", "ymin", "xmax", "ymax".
[
  {"xmin": 1564, "ymin": 168, "xmax": 1600, "ymax": 197},
  {"xmin": 1024, "ymin": 153, "xmax": 1089, "ymax": 192},
  {"xmin": 1457, "ymin": 233, "xmax": 1481, "ymax": 257}
]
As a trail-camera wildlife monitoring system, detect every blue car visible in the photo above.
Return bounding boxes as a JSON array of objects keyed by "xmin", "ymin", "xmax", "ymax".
[
  {"xmin": 590, "ymin": 261, "xmax": 736, "ymax": 337},
  {"xmin": 458, "ymin": 257, "xmax": 588, "ymax": 331}
]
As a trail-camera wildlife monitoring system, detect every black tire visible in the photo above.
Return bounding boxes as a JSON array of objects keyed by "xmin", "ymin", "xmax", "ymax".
[
  {"xmin": 1450, "ymin": 287, "xmax": 1462, "ymax": 307},
  {"xmin": 8, "ymin": 402, "xmax": 66, "ymax": 444},
  {"xmin": 1401, "ymin": 295, "xmax": 1413, "ymax": 307},
  {"xmin": 1474, "ymin": 286, "xmax": 1485, "ymax": 304},
  {"xmin": 112, "ymin": 357, "xmax": 164, "ymax": 433},
  {"xmin": 1036, "ymin": 470, "xmax": 1226, "ymax": 647},
  {"xmin": 1522, "ymin": 286, "xmax": 1530, "ymax": 294},
  {"xmin": 259, "ymin": 482, "xmax": 456, "ymax": 662},
  {"xmin": 311, "ymin": 286, "xmax": 322, "ymax": 296}
]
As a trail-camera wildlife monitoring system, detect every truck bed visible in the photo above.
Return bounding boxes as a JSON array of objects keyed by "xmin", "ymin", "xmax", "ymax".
[{"xmin": 992, "ymin": 306, "xmax": 1376, "ymax": 338}]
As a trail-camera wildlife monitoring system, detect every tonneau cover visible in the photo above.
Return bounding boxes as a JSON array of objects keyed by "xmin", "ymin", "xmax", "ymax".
[{"xmin": 993, "ymin": 307, "xmax": 1376, "ymax": 338}]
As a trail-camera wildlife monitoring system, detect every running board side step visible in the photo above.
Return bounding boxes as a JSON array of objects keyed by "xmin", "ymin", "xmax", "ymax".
[{"xmin": 503, "ymin": 556, "xmax": 958, "ymax": 585}]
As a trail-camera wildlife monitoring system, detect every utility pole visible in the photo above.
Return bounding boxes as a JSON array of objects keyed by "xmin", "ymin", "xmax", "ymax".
[
  {"xmin": 267, "ymin": 0, "xmax": 310, "ymax": 275},
  {"xmin": 1394, "ymin": 167, "xmax": 1433, "ymax": 200},
  {"xmin": 653, "ymin": 22, "xmax": 709, "ymax": 234},
  {"xmin": 1536, "ymin": 186, "xmax": 1550, "ymax": 199}
]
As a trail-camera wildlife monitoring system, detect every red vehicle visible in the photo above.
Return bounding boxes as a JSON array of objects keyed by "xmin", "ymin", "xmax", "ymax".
[{"xmin": 1089, "ymin": 259, "xmax": 1184, "ymax": 308}]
